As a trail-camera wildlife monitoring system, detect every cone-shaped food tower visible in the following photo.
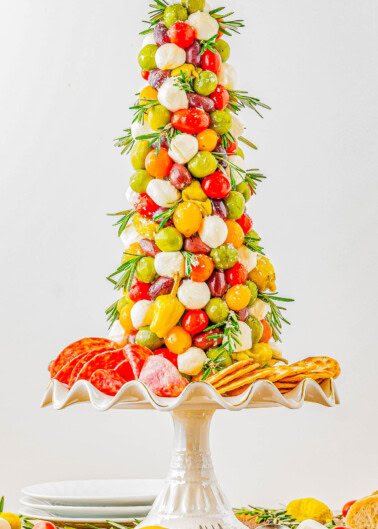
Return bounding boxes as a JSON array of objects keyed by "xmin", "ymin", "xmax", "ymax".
[{"xmin": 106, "ymin": 0, "xmax": 294, "ymax": 394}]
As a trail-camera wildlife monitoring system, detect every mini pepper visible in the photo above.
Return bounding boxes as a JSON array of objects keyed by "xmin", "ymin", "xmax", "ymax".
[{"xmin": 150, "ymin": 274, "xmax": 185, "ymax": 338}]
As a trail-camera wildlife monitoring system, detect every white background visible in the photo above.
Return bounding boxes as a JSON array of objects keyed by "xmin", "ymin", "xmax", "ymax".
[{"xmin": 1, "ymin": 0, "xmax": 378, "ymax": 514}]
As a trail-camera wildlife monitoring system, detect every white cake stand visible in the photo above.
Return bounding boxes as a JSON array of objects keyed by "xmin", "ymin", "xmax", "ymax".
[{"xmin": 42, "ymin": 379, "xmax": 339, "ymax": 529}]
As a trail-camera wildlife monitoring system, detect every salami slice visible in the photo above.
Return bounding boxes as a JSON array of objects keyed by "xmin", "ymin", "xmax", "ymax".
[
  {"xmin": 75, "ymin": 349, "xmax": 126, "ymax": 382},
  {"xmin": 114, "ymin": 360, "xmax": 135, "ymax": 382},
  {"xmin": 49, "ymin": 338, "xmax": 115, "ymax": 378},
  {"xmin": 89, "ymin": 369, "xmax": 125, "ymax": 396},
  {"xmin": 124, "ymin": 344, "xmax": 152, "ymax": 379},
  {"xmin": 54, "ymin": 352, "xmax": 89, "ymax": 385},
  {"xmin": 68, "ymin": 348, "xmax": 113, "ymax": 387},
  {"xmin": 139, "ymin": 354, "xmax": 188, "ymax": 397}
]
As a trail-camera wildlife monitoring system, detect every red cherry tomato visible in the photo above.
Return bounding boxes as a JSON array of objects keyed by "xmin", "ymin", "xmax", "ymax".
[
  {"xmin": 135, "ymin": 193, "xmax": 160, "ymax": 218},
  {"xmin": 202, "ymin": 170, "xmax": 231, "ymax": 199},
  {"xmin": 226, "ymin": 262, "xmax": 248, "ymax": 286},
  {"xmin": 168, "ymin": 21, "xmax": 195, "ymax": 49},
  {"xmin": 154, "ymin": 348, "xmax": 178, "ymax": 368},
  {"xmin": 259, "ymin": 320, "xmax": 273, "ymax": 343},
  {"xmin": 210, "ymin": 85, "xmax": 230, "ymax": 111},
  {"xmin": 171, "ymin": 108, "xmax": 210, "ymax": 134},
  {"xmin": 236, "ymin": 213, "xmax": 253, "ymax": 234},
  {"xmin": 129, "ymin": 278, "xmax": 151, "ymax": 302},
  {"xmin": 342, "ymin": 500, "xmax": 356, "ymax": 518},
  {"xmin": 141, "ymin": 70, "xmax": 150, "ymax": 81},
  {"xmin": 33, "ymin": 523, "xmax": 57, "ymax": 529},
  {"xmin": 182, "ymin": 310, "xmax": 209, "ymax": 336},
  {"xmin": 201, "ymin": 49, "xmax": 222, "ymax": 74},
  {"xmin": 226, "ymin": 138, "xmax": 238, "ymax": 154}
]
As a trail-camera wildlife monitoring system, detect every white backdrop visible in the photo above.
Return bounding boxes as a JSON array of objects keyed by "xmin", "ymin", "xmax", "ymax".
[{"xmin": 1, "ymin": 0, "xmax": 378, "ymax": 514}]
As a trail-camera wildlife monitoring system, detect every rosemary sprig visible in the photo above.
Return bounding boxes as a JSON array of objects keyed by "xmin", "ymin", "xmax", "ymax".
[
  {"xmin": 214, "ymin": 153, "xmax": 266, "ymax": 193},
  {"xmin": 153, "ymin": 203, "xmax": 179, "ymax": 230},
  {"xmin": 221, "ymin": 130, "xmax": 236, "ymax": 151},
  {"xmin": 228, "ymin": 89, "xmax": 271, "ymax": 118},
  {"xmin": 174, "ymin": 70, "xmax": 195, "ymax": 93},
  {"xmin": 107, "ymin": 209, "xmax": 135, "ymax": 237},
  {"xmin": 234, "ymin": 506, "xmax": 300, "ymax": 528},
  {"xmin": 182, "ymin": 251, "xmax": 200, "ymax": 277},
  {"xmin": 201, "ymin": 34, "xmax": 218, "ymax": 54},
  {"xmin": 215, "ymin": 311, "xmax": 242, "ymax": 356},
  {"xmin": 107, "ymin": 254, "xmax": 143, "ymax": 291},
  {"xmin": 244, "ymin": 169, "xmax": 267, "ymax": 193},
  {"xmin": 201, "ymin": 351, "xmax": 226, "ymax": 380},
  {"xmin": 20, "ymin": 518, "xmax": 34, "ymax": 529},
  {"xmin": 114, "ymin": 128, "xmax": 135, "ymax": 155},
  {"xmin": 258, "ymin": 292, "xmax": 294, "ymax": 342},
  {"xmin": 140, "ymin": 0, "xmax": 168, "ymax": 35},
  {"xmin": 244, "ymin": 234, "xmax": 265, "ymax": 255},
  {"xmin": 136, "ymin": 124, "xmax": 181, "ymax": 154},
  {"xmin": 130, "ymin": 98, "xmax": 159, "ymax": 125},
  {"xmin": 105, "ymin": 299, "xmax": 119, "ymax": 329},
  {"xmin": 239, "ymin": 136, "xmax": 258, "ymax": 150},
  {"xmin": 210, "ymin": 8, "xmax": 245, "ymax": 36}
]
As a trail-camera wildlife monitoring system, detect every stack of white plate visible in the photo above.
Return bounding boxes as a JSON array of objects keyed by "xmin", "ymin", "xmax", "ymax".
[{"xmin": 20, "ymin": 479, "xmax": 163, "ymax": 523}]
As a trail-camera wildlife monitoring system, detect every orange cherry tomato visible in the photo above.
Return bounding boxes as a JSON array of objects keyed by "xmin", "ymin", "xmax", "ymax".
[
  {"xmin": 139, "ymin": 85, "xmax": 158, "ymax": 104},
  {"xmin": 197, "ymin": 129, "xmax": 218, "ymax": 151},
  {"xmin": 225, "ymin": 284, "xmax": 251, "ymax": 311},
  {"xmin": 145, "ymin": 148, "xmax": 173, "ymax": 178},
  {"xmin": 190, "ymin": 254, "xmax": 215, "ymax": 282},
  {"xmin": 225, "ymin": 220, "xmax": 245, "ymax": 248},
  {"xmin": 165, "ymin": 326, "xmax": 192, "ymax": 355},
  {"xmin": 259, "ymin": 319, "xmax": 273, "ymax": 343}
]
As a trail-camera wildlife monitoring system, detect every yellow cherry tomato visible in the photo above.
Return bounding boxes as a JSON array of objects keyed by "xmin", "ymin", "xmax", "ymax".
[
  {"xmin": 165, "ymin": 326, "xmax": 192, "ymax": 354},
  {"xmin": 197, "ymin": 129, "xmax": 218, "ymax": 151},
  {"xmin": 173, "ymin": 201, "xmax": 202, "ymax": 237},
  {"xmin": 139, "ymin": 86, "xmax": 158, "ymax": 104},
  {"xmin": 225, "ymin": 284, "xmax": 251, "ymax": 311},
  {"xmin": 224, "ymin": 220, "xmax": 244, "ymax": 248},
  {"xmin": 0, "ymin": 515, "xmax": 21, "ymax": 529},
  {"xmin": 133, "ymin": 213, "xmax": 159, "ymax": 240},
  {"xmin": 119, "ymin": 303, "xmax": 136, "ymax": 334}
]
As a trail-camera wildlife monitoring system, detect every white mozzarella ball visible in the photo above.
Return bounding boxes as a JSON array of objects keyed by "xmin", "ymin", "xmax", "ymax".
[
  {"xmin": 228, "ymin": 155, "xmax": 245, "ymax": 184},
  {"xmin": 249, "ymin": 299, "xmax": 270, "ymax": 320},
  {"xmin": 224, "ymin": 321, "xmax": 252, "ymax": 353},
  {"xmin": 146, "ymin": 179, "xmax": 181, "ymax": 208},
  {"xmin": 198, "ymin": 215, "xmax": 228, "ymax": 249},
  {"xmin": 156, "ymin": 43, "xmax": 186, "ymax": 71},
  {"xmin": 154, "ymin": 252, "xmax": 185, "ymax": 278},
  {"xmin": 131, "ymin": 119, "xmax": 153, "ymax": 140},
  {"xmin": 238, "ymin": 246, "xmax": 258, "ymax": 273},
  {"xmin": 168, "ymin": 133, "xmax": 199, "ymax": 164},
  {"xmin": 269, "ymin": 341, "xmax": 284, "ymax": 357},
  {"xmin": 131, "ymin": 300, "xmax": 154, "ymax": 329},
  {"xmin": 297, "ymin": 521, "xmax": 327, "ymax": 529},
  {"xmin": 158, "ymin": 77, "xmax": 189, "ymax": 112},
  {"xmin": 0, "ymin": 520, "xmax": 11, "ymax": 529},
  {"xmin": 231, "ymin": 114, "xmax": 245, "ymax": 139},
  {"xmin": 108, "ymin": 320, "xmax": 126, "ymax": 344},
  {"xmin": 187, "ymin": 12, "xmax": 219, "ymax": 41},
  {"xmin": 178, "ymin": 347, "xmax": 207, "ymax": 376},
  {"xmin": 142, "ymin": 33, "xmax": 156, "ymax": 47},
  {"xmin": 125, "ymin": 186, "xmax": 140, "ymax": 207},
  {"xmin": 178, "ymin": 280, "xmax": 211, "ymax": 309},
  {"xmin": 218, "ymin": 63, "xmax": 237, "ymax": 90},
  {"xmin": 120, "ymin": 225, "xmax": 143, "ymax": 248}
]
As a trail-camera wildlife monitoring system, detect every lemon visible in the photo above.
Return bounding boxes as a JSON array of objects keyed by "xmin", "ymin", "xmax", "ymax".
[
  {"xmin": 0, "ymin": 514, "xmax": 21, "ymax": 529},
  {"xmin": 287, "ymin": 498, "xmax": 333, "ymax": 524}
]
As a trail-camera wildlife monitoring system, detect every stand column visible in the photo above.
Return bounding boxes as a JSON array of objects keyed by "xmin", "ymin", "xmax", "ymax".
[{"xmin": 138, "ymin": 408, "xmax": 245, "ymax": 529}]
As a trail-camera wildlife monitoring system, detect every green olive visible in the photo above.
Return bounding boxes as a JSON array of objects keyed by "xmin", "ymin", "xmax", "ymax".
[
  {"xmin": 182, "ymin": 0, "xmax": 205, "ymax": 14},
  {"xmin": 224, "ymin": 191, "xmax": 245, "ymax": 220},
  {"xmin": 210, "ymin": 244, "xmax": 239, "ymax": 270},
  {"xmin": 155, "ymin": 227, "xmax": 183, "ymax": 252},
  {"xmin": 116, "ymin": 296, "xmax": 129, "ymax": 313},
  {"xmin": 187, "ymin": 151, "xmax": 218, "ymax": 178},
  {"xmin": 236, "ymin": 181, "xmax": 252, "ymax": 203},
  {"xmin": 245, "ymin": 316, "xmax": 263, "ymax": 345},
  {"xmin": 164, "ymin": 4, "xmax": 188, "ymax": 28},
  {"xmin": 136, "ymin": 327, "xmax": 164, "ymax": 351},
  {"xmin": 194, "ymin": 71, "xmax": 218, "ymax": 97},
  {"xmin": 130, "ymin": 140, "xmax": 152, "ymax": 170},
  {"xmin": 207, "ymin": 347, "xmax": 232, "ymax": 368},
  {"xmin": 130, "ymin": 170, "xmax": 153, "ymax": 194},
  {"xmin": 148, "ymin": 104, "xmax": 172, "ymax": 131},
  {"xmin": 213, "ymin": 39, "xmax": 230, "ymax": 62},
  {"xmin": 210, "ymin": 110, "xmax": 233, "ymax": 135},
  {"xmin": 205, "ymin": 298, "xmax": 229, "ymax": 324},
  {"xmin": 138, "ymin": 44, "xmax": 158, "ymax": 71},
  {"xmin": 245, "ymin": 280, "xmax": 258, "ymax": 307},
  {"xmin": 136, "ymin": 257, "xmax": 156, "ymax": 284}
]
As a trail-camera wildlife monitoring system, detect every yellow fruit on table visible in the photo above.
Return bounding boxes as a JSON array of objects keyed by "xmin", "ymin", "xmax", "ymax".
[
  {"xmin": 133, "ymin": 213, "xmax": 159, "ymax": 240},
  {"xmin": 197, "ymin": 129, "xmax": 218, "ymax": 151},
  {"xmin": 248, "ymin": 255, "xmax": 277, "ymax": 292},
  {"xmin": 139, "ymin": 85, "xmax": 158, "ymax": 104},
  {"xmin": 122, "ymin": 243, "xmax": 144, "ymax": 263},
  {"xmin": 0, "ymin": 514, "xmax": 21, "ymax": 529},
  {"xmin": 173, "ymin": 201, "xmax": 202, "ymax": 237},
  {"xmin": 171, "ymin": 63, "xmax": 199, "ymax": 78},
  {"xmin": 286, "ymin": 498, "xmax": 333, "ymax": 524},
  {"xmin": 165, "ymin": 326, "xmax": 192, "ymax": 354},
  {"xmin": 232, "ymin": 352, "xmax": 250, "ymax": 362},
  {"xmin": 225, "ymin": 284, "xmax": 251, "ymax": 311}
]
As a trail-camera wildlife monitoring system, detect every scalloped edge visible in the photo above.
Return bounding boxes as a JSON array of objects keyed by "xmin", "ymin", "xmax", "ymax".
[{"xmin": 41, "ymin": 377, "xmax": 340, "ymax": 411}]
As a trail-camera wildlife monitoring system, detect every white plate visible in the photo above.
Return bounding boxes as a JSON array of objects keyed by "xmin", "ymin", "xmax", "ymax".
[
  {"xmin": 21, "ymin": 479, "xmax": 163, "ymax": 506},
  {"xmin": 18, "ymin": 510, "xmax": 138, "ymax": 523},
  {"xmin": 19, "ymin": 498, "xmax": 151, "ymax": 519}
]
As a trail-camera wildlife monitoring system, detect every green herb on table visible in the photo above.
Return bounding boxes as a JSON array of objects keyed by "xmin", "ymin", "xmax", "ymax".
[
  {"xmin": 130, "ymin": 98, "xmax": 159, "ymax": 125},
  {"xmin": 258, "ymin": 292, "xmax": 294, "ymax": 342},
  {"xmin": 140, "ymin": 0, "xmax": 168, "ymax": 35},
  {"xmin": 212, "ymin": 311, "xmax": 241, "ymax": 356},
  {"xmin": 244, "ymin": 234, "xmax": 265, "ymax": 255},
  {"xmin": 239, "ymin": 136, "xmax": 258, "ymax": 150},
  {"xmin": 201, "ymin": 351, "xmax": 227, "ymax": 380},
  {"xmin": 105, "ymin": 299, "xmax": 120, "ymax": 329},
  {"xmin": 137, "ymin": 124, "xmax": 181, "ymax": 154},
  {"xmin": 174, "ymin": 70, "xmax": 195, "ymax": 93},
  {"xmin": 201, "ymin": 34, "xmax": 218, "ymax": 55},
  {"xmin": 182, "ymin": 251, "xmax": 200, "ymax": 277},
  {"xmin": 228, "ymin": 89, "xmax": 271, "ymax": 118},
  {"xmin": 108, "ymin": 209, "xmax": 135, "ymax": 237},
  {"xmin": 234, "ymin": 506, "xmax": 300, "ymax": 528},
  {"xmin": 107, "ymin": 254, "xmax": 143, "ymax": 291},
  {"xmin": 114, "ymin": 128, "xmax": 135, "ymax": 155},
  {"xmin": 210, "ymin": 8, "xmax": 245, "ymax": 36},
  {"xmin": 154, "ymin": 203, "xmax": 180, "ymax": 230}
]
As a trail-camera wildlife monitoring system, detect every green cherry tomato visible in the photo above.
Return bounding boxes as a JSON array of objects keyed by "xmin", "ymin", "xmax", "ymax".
[
  {"xmin": 138, "ymin": 44, "xmax": 158, "ymax": 71},
  {"xmin": 130, "ymin": 170, "xmax": 153, "ymax": 194},
  {"xmin": 245, "ymin": 316, "xmax": 264, "ymax": 344},
  {"xmin": 164, "ymin": 4, "xmax": 188, "ymax": 28},
  {"xmin": 182, "ymin": 0, "xmax": 205, "ymax": 14},
  {"xmin": 236, "ymin": 181, "xmax": 252, "ymax": 203},
  {"xmin": 245, "ymin": 280, "xmax": 258, "ymax": 307},
  {"xmin": 187, "ymin": 151, "xmax": 218, "ymax": 178},
  {"xmin": 148, "ymin": 104, "xmax": 172, "ymax": 131},
  {"xmin": 224, "ymin": 191, "xmax": 245, "ymax": 220},
  {"xmin": 213, "ymin": 39, "xmax": 230, "ymax": 62},
  {"xmin": 194, "ymin": 71, "xmax": 218, "ymax": 97},
  {"xmin": 136, "ymin": 327, "xmax": 164, "ymax": 351},
  {"xmin": 207, "ymin": 347, "xmax": 232, "ymax": 368},
  {"xmin": 205, "ymin": 298, "xmax": 229, "ymax": 324},
  {"xmin": 155, "ymin": 226, "xmax": 183, "ymax": 252},
  {"xmin": 210, "ymin": 110, "xmax": 233, "ymax": 135},
  {"xmin": 136, "ymin": 256, "xmax": 156, "ymax": 284},
  {"xmin": 210, "ymin": 244, "xmax": 239, "ymax": 270},
  {"xmin": 130, "ymin": 140, "xmax": 152, "ymax": 170}
]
